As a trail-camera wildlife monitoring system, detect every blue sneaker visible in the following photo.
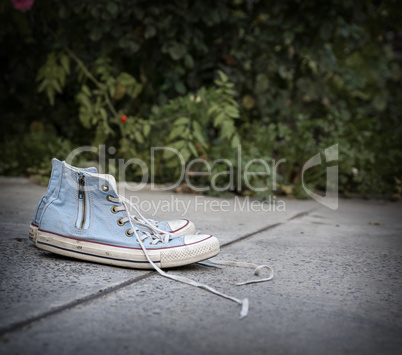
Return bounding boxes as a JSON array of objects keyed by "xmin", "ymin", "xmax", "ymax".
[
  {"xmin": 29, "ymin": 159, "xmax": 196, "ymax": 243},
  {"xmin": 29, "ymin": 162, "xmax": 97, "ymax": 242},
  {"xmin": 34, "ymin": 160, "xmax": 219, "ymax": 269}
]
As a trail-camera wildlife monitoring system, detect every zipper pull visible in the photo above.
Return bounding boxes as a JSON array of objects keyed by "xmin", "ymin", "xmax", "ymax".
[{"xmin": 78, "ymin": 174, "xmax": 85, "ymax": 199}]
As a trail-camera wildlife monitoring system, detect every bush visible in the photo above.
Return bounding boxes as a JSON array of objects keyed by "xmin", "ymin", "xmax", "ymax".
[{"xmin": 1, "ymin": 0, "xmax": 401, "ymax": 197}]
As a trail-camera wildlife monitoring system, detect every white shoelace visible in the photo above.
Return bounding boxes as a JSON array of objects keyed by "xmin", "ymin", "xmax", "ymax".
[
  {"xmin": 110, "ymin": 195, "xmax": 274, "ymax": 318},
  {"xmin": 111, "ymin": 196, "xmax": 170, "ymax": 237},
  {"xmin": 197, "ymin": 259, "xmax": 274, "ymax": 285}
]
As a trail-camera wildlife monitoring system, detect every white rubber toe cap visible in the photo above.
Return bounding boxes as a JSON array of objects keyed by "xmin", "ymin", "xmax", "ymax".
[
  {"xmin": 160, "ymin": 234, "xmax": 220, "ymax": 267},
  {"xmin": 167, "ymin": 219, "xmax": 196, "ymax": 235}
]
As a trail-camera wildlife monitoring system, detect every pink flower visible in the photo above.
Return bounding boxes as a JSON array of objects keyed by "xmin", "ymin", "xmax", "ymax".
[{"xmin": 12, "ymin": 0, "xmax": 34, "ymax": 12}]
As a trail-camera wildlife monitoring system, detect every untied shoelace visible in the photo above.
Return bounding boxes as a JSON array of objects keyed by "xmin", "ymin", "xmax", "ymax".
[{"xmin": 110, "ymin": 195, "xmax": 274, "ymax": 319}]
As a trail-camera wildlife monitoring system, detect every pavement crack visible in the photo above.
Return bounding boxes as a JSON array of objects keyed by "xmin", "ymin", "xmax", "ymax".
[
  {"xmin": 221, "ymin": 223, "xmax": 283, "ymax": 248},
  {"xmin": 221, "ymin": 208, "xmax": 316, "ymax": 248},
  {"xmin": 0, "ymin": 272, "xmax": 155, "ymax": 337},
  {"xmin": 289, "ymin": 209, "xmax": 316, "ymax": 221},
  {"xmin": 1, "ymin": 208, "xmax": 315, "ymax": 336}
]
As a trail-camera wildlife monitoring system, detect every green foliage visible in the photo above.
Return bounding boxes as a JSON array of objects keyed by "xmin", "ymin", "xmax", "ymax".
[
  {"xmin": 0, "ymin": 123, "xmax": 76, "ymax": 178},
  {"xmin": 149, "ymin": 72, "xmax": 240, "ymax": 169},
  {"xmin": 36, "ymin": 52, "xmax": 70, "ymax": 106},
  {"xmin": 0, "ymin": 0, "xmax": 401, "ymax": 198}
]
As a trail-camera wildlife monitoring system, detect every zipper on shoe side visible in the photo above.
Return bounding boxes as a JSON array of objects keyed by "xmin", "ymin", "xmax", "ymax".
[{"xmin": 77, "ymin": 173, "xmax": 86, "ymax": 229}]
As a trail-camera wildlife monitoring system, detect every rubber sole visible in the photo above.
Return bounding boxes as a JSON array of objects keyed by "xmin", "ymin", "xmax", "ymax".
[
  {"xmin": 35, "ymin": 230, "xmax": 220, "ymax": 269},
  {"xmin": 29, "ymin": 222, "xmax": 196, "ymax": 243},
  {"xmin": 29, "ymin": 224, "xmax": 38, "ymax": 243}
]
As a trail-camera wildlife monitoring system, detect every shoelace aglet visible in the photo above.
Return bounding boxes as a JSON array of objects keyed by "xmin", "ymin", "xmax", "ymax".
[{"xmin": 240, "ymin": 298, "xmax": 249, "ymax": 319}]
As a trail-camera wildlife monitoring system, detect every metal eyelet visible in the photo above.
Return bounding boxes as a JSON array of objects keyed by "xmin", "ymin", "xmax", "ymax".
[
  {"xmin": 106, "ymin": 195, "xmax": 114, "ymax": 202},
  {"xmin": 125, "ymin": 229, "xmax": 133, "ymax": 237},
  {"xmin": 111, "ymin": 206, "xmax": 119, "ymax": 214},
  {"xmin": 117, "ymin": 218, "xmax": 125, "ymax": 226},
  {"xmin": 101, "ymin": 185, "xmax": 109, "ymax": 192}
]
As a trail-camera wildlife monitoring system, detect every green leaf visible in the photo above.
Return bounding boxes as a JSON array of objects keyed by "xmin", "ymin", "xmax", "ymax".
[
  {"xmin": 188, "ymin": 142, "xmax": 198, "ymax": 156},
  {"xmin": 169, "ymin": 125, "xmax": 185, "ymax": 140},
  {"xmin": 117, "ymin": 72, "xmax": 136, "ymax": 86},
  {"xmin": 134, "ymin": 130, "xmax": 144, "ymax": 144},
  {"xmin": 60, "ymin": 54, "xmax": 70, "ymax": 74},
  {"xmin": 163, "ymin": 141, "xmax": 185, "ymax": 159},
  {"xmin": 214, "ymin": 112, "xmax": 226, "ymax": 127},
  {"xmin": 144, "ymin": 26, "xmax": 156, "ymax": 39},
  {"xmin": 79, "ymin": 108, "xmax": 91, "ymax": 128},
  {"xmin": 217, "ymin": 70, "xmax": 228, "ymax": 82},
  {"xmin": 173, "ymin": 117, "xmax": 189, "ymax": 126},
  {"xmin": 165, "ymin": 159, "xmax": 180, "ymax": 168},
  {"xmin": 231, "ymin": 134, "xmax": 240, "ymax": 149},
  {"xmin": 221, "ymin": 120, "xmax": 235, "ymax": 139},
  {"xmin": 170, "ymin": 140, "xmax": 186, "ymax": 150},
  {"xmin": 207, "ymin": 104, "xmax": 219, "ymax": 117},
  {"xmin": 174, "ymin": 81, "xmax": 186, "ymax": 94},
  {"xmin": 36, "ymin": 51, "xmax": 70, "ymax": 106},
  {"xmin": 46, "ymin": 87, "xmax": 55, "ymax": 106},
  {"xmin": 180, "ymin": 148, "xmax": 191, "ymax": 162},
  {"xmin": 107, "ymin": 2, "xmax": 118, "ymax": 16},
  {"xmin": 53, "ymin": 80, "xmax": 62, "ymax": 94},
  {"xmin": 193, "ymin": 129, "xmax": 206, "ymax": 146},
  {"xmin": 184, "ymin": 54, "xmax": 194, "ymax": 68},
  {"xmin": 37, "ymin": 79, "xmax": 48, "ymax": 93},
  {"xmin": 77, "ymin": 92, "xmax": 92, "ymax": 108},
  {"xmin": 93, "ymin": 123, "xmax": 109, "ymax": 146},
  {"xmin": 225, "ymin": 105, "xmax": 240, "ymax": 118},
  {"xmin": 192, "ymin": 120, "xmax": 203, "ymax": 134},
  {"xmin": 143, "ymin": 124, "xmax": 151, "ymax": 137},
  {"xmin": 163, "ymin": 149, "xmax": 175, "ymax": 159},
  {"xmin": 168, "ymin": 42, "xmax": 187, "ymax": 60},
  {"xmin": 82, "ymin": 85, "xmax": 92, "ymax": 96},
  {"xmin": 100, "ymin": 108, "xmax": 107, "ymax": 121}
]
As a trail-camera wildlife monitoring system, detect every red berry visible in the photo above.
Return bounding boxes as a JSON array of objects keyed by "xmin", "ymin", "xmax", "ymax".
[{"xmin": 120, "ymin": 115, "xmax": 127, "ymax": 123}]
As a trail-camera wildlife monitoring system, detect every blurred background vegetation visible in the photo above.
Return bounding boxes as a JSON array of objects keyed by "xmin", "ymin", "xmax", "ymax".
[{"xmin": 0, "ymin": 0, "xmax": 401, "ymax": 199}]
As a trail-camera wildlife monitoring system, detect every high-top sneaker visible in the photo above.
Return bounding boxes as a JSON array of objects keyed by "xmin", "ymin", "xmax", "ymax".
[
  {"xmin": 35, "ymin": 161, "xmax": 219, "ymax": 269},
  {"xmin": 29, "ymin": 159, "xmax": 196, "ymax": 243}
]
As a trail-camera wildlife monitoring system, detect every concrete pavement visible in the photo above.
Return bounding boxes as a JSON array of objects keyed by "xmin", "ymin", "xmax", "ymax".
[{"xmin": 0, "ymin": 178, "xmax": 401, "ymax": 354}]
